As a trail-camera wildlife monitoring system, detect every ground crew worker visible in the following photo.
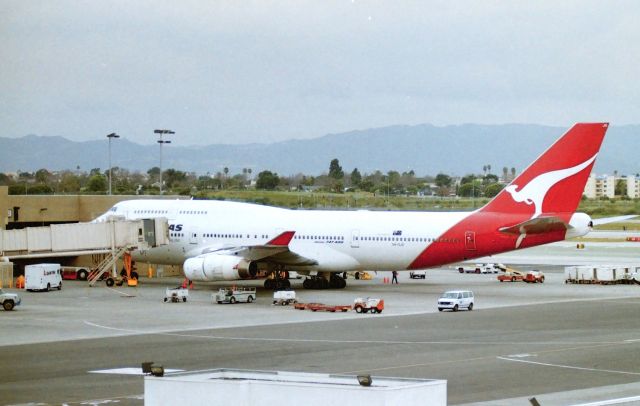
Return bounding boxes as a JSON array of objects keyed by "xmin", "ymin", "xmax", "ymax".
[{"xmin": 392, "ymin": 270, "xmax": 399, "ymax": 284}]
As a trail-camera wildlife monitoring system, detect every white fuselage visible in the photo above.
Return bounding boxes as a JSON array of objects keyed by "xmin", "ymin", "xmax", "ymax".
[{"xmin": 95, "ymin": 199, "xmax": 471, "ymax": 272}]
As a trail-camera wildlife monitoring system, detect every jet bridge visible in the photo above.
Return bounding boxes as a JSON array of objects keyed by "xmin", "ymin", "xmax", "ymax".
[{"xmin": 0, "ymin": 217, "xmax": 169, "ymax": 283}]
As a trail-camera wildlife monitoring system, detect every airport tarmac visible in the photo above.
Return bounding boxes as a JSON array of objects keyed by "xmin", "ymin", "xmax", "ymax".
[{"xmin": 2, "ymin": 250, "xmax": 640, "ymax": 405}]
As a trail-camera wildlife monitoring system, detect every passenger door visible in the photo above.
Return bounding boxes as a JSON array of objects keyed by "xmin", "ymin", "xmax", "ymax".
[{"xmin": 465, "ymin": 231, "xmax": 476, "ymax": 250}]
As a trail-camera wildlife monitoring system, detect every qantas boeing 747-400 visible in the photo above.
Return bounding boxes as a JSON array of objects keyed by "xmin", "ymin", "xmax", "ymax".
[{"xmin": 94, "ymin": 123, "xmax": 611, "ymax": 289}]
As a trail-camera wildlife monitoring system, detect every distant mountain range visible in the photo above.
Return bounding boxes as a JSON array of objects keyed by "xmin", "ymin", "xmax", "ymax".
[{"xmin": 1, "ymin": 123, "xmax": 638, "ymax": 177}]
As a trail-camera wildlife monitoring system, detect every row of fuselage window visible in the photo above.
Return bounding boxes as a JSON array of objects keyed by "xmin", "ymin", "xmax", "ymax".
[
  {"xmin": 168, "ymin": 232, "xmax": 459, "ymax": 244},
  {"xmin": 132, "ymin": 210, "xmax": 208, "ymax": 215}
]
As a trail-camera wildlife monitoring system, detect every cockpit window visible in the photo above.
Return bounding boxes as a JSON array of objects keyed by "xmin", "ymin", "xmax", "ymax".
[{"xmin": 109, "ymin": 206, "xmax": 118, "ymax": 213}]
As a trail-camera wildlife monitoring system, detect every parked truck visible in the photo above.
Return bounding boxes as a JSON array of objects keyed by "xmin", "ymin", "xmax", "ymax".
[{"xmin": 25, "ymin": 263, "xmax": 62, "ymax": 292}]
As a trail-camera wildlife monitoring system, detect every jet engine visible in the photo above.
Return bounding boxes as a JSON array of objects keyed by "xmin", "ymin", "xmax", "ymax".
[{"xmin": 183, "ymin": 254, "xmax": 258, "ymax": 281}]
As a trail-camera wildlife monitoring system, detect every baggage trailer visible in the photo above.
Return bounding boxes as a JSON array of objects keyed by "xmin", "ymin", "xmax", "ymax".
[
  {"xmin": 293, "ymin": 302, "xmax": 351, "ymax": 312},
  {"xmin": 214, "ymin": 287, "xmax": 256, "ymax": 304},
  {"xmin": 272, "ymin": 290, "xmax": 297, "ymax": 305},
  {"xmin": 307, "ymin": 303, "xmax": 351, "ymax": 312}
]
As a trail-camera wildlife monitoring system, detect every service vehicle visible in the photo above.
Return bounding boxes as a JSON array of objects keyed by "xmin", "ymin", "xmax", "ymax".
[
  {"xmin": 215, "ymin": 287, "xmax": 256, "ymax": 304},
  {"xmin": 480, "ymin": 263, "xmax": 500, "ymax": 274},
  {"xmin": 25, "ymin": 263, "xmax": 62, "ymax": 292},
  {"xmin": 60, "ymin": 266, "xmax": 91, "ymax": 281},
  {"xmin": 437, "ymin": 290, "xmax": 474, "ymax": 312},
  {"xmin": 0, "ymin": 288, "xmax": 21, "ymax": 311},
  {"xmin": 272, "ymin": 290, "xmax": 297, "ymax": 305},
  {"xmin": 164, "ymin": 287, "xmax": 188, "ymax": 303},
  {"xmin": 353, "ymin": 297, "xmax": 384, "ymax": 314},
  {"xmin": 460, "ymin": 265, "xmax": 482, "ymax": 274},
  {"xmin": 409, "ymin": 270, "xmax": 426, "ymax": 279},
  {"xmin": 525, "ymin": 271, "xmax": 545, "ymax": 283},
  {"xmin": 497, "ymin": 270, "xmax": 525, "ymax": 282}
]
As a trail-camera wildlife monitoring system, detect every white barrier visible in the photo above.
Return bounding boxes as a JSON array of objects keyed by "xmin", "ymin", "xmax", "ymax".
[{"xmin": 145, "ymin": 369, "xmax": 447, "ymax": 406}]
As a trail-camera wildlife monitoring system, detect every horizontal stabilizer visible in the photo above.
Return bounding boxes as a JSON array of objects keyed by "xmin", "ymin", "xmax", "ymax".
[
  {"xmin": 591, "ymin": 215, "xmax": 638, "ymax": 226},
  {"xmin": 499, "ymin": 216, "xmax": 570, "ymax": 235}
]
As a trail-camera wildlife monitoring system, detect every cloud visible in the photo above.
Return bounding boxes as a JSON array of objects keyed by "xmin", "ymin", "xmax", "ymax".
[{"xmin": 1, "ymin": 1, "xmax": 639, "ymax": 145}]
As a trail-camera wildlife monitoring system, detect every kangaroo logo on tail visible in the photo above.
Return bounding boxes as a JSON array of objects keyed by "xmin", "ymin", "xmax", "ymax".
[{"xmin": 505, "ymin": 154, "xmax": 597, "ymax": 219}]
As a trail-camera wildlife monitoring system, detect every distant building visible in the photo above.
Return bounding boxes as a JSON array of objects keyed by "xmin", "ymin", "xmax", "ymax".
[
  {"xmin": 584, "ymin": 174, "xmax": 615, "ymax": 198},
  {"xmin": 627, "ymin": 176, "xmax": 640, "ymax": 198}
]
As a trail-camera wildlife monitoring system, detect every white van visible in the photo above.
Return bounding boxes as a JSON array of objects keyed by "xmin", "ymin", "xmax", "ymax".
[
  {"xmin": 25, "ymin": 263, "xmax": 62, "ymax": 292},
  {"xmin": 437, "ymin": 290, "xmax": 474, "ymax": 312}
]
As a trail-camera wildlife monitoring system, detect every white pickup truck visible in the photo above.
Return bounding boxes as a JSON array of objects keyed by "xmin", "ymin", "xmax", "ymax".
[{"xmin": 0, "ymin": 288, "xmax": 21, "ymax": 311}]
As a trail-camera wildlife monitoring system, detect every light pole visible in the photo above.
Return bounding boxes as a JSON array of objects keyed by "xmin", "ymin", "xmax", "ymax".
[
  {"xmin": 106, "ymin": 132, "xmax": 120, "ymax": 195},
  {"xmin": 154, "ymin": 129, "xmax": 174, "ymax": 195}
]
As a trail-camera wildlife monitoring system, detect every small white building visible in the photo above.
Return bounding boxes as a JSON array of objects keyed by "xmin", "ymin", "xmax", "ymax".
[{"xmin": 144, "ymin": 369, "xmax": 447, "ymax": 406}]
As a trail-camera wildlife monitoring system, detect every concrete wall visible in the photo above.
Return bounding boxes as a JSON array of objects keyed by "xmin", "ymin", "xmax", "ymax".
[{"xmin": 0, "ymin": 192, "xmax": 184, "ymax": 229}]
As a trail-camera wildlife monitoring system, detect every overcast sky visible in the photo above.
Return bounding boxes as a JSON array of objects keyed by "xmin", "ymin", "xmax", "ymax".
[{"xmin": 1, "ymin": 1, "xmax": 638, "ymax": 146}]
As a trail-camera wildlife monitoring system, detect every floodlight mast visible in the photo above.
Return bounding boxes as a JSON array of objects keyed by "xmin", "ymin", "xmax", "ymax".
[
  {"xmin": 106, "ymin": 132, "xmax": 120, "ymax": 195},
  {"xmin": 154, "ymin": 129, "xmax": 175, "ymax": 195}
]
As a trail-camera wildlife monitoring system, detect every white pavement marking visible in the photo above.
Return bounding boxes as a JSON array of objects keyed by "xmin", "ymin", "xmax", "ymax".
[
  {"xmin": 497, "ymin": 356, "xmax": 640, "ymax": 376},
  {"xmin": 89, "ymin": 367, "xmax": 183, "ymax": 375},
  {"xmin": 506, "ymin": 353, "xmax": 535, "ymax": 358},
  {"xmin": 569, "ymin": 395, "xmax": 640, "ymax": 406},
  {"xmin": 82, "ymin": 320, "xmax": 631, "ymax": 346},
  {"xmin": 104, "ymin": 287, "xmax": 135, "ymax": 297}
]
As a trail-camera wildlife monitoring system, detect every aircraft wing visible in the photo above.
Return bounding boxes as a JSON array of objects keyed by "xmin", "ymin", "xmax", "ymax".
[{"xmin": 194, "ymin": 231, "xmax": 318, "ymax": 266}]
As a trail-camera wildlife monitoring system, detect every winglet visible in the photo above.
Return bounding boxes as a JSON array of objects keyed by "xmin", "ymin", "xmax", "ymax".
[{"xmin": 266, "ymin": 231, "xmax": 296, "ymax": 246}]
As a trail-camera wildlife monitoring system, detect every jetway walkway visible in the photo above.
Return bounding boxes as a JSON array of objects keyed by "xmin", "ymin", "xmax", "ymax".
[{"xmin": 0, "ymin": 217, "xmax": 169, "ymax": 283}]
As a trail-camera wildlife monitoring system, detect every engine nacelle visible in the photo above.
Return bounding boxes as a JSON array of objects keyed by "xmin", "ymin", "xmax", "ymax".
[
  {"xmin": 566, "ymin": 212, "xmax": 593, "ymax": 239},
  {"xmin": 183, "ymin": 254, "xmax": 258, "ymax": 282}
]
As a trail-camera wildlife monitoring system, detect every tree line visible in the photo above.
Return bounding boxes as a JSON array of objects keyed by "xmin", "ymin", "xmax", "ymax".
[{"xmin": 0, "ymin": 158, "xmax": 510, "ymax": 198}]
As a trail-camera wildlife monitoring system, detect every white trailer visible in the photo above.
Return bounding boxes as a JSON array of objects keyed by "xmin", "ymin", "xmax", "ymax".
[
  {"xmin": 273, "ymin": 290, "xmax": 297, "ymax": 305},
  {"xmin": 25, "ymin": 263, "xmax": 62, "ymax": 291},
  {"xmin": 214, "ymin": 287, "xmax": 256, "ymax": 304}
]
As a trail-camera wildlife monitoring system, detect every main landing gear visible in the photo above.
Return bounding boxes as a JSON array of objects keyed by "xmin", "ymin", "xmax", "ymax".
[
  {"xmin": 264, "ymin": 278, "xmax": 290, "ymax": 290},
  {"xmin": 302, "ymin": 273, "xmax": 346, "ymax": 290},
  {"xmin": 263, "ymin": 267, "xmax": 291, "ymax": 290}
]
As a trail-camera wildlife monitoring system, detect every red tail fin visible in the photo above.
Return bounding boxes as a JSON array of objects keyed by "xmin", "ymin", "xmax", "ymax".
[
  {"xmin": 482, "ymin": 123, "xmax": 608, "ymax": 220},
  {"xmin": 408, "ymin": 123, "xmax": 608, "ymax": 270}
]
